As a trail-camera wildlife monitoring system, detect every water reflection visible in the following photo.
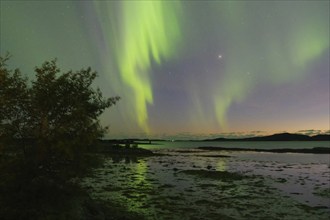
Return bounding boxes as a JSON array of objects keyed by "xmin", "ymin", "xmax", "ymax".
[
  {"xmin": 115, "ymin": 158, "xmax": 158, "ymax": 217},
  {"xmin": 110, "ymin": 155, "xmax": 138, "ymax": 163},
  {"xmin": 216, "ymin": 159, "xmax": 226, "ymax": 171}
]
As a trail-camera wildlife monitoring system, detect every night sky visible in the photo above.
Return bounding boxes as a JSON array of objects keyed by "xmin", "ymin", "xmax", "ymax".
[{"xmin": 1, "ymin": 1, "xmax": 329, "ymax": 139}]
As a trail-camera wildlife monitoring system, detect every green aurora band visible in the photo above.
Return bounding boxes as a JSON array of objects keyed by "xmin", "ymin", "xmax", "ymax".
[
  {"xmin": 212, "ymin": 2, "xmax": 329, "ymax": 128},
  {"xmin": 1, "ymin": 1, "xmax": 328, "ymax": 136},
  {"xmin": 112, "ymin": 1, "xmax": 181, "ymax": 132},
  {"xmin": 185, "ymin": 2, "xmax": 329, "ymax": 130}
]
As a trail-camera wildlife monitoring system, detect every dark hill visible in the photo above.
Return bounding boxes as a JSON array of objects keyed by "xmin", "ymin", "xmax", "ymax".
[
  {"xmin": 204, "ymin": 133, "xmax": 330, "ymax": 142},
  {"xmin": 243, "ymin": 133, "xmax": 311, "ymax": 141},
  {"xmin": 311, "ymin": 134, "xmax": 330, "ymax": 141}
]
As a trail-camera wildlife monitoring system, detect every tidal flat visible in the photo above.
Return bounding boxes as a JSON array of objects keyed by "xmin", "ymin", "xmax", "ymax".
[{"xmin": 81, "ymin": 149, "xmax": 330, "ymax": 220}]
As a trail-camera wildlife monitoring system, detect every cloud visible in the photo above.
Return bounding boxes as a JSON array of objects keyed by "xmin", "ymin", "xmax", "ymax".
[{"xmin": 296, "ymin": 129, "xmax": 329, "ymax": 136}]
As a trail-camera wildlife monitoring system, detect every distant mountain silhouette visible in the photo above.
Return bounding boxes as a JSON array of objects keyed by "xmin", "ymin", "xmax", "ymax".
[
  {"xmin": 311, "ymin": 134, "xmax": 330, "ymax": 141},
  {"xmin": 204, "ymin": 133, "xmax": 330, "ymax": 141},
  {"xmin": 243, "ymin": 133, "xmax": 311, "ymax": 141}
]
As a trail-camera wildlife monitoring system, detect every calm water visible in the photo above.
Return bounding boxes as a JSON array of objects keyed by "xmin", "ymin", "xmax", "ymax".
[
  {"xmin": 81, "ymin": 141, "xmax": 330, "ymax": 219},
  {"xmin": 141, "ymin": 141, "xmax": 330, "ymax": 150}
]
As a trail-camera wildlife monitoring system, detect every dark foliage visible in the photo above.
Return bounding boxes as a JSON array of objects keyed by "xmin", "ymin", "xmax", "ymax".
[
  {"xmin": 1, "ymin": 54, "xmax": 119, "ymax": 164},
  {"xmin": 0, "ymin": 54, "xmax": 120, "ymax": 219}
]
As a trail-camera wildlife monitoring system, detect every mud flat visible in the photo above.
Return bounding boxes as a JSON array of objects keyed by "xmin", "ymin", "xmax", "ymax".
[{"xmin": 80, "ymin": 148, "xmax": 330, "ymax": 220}]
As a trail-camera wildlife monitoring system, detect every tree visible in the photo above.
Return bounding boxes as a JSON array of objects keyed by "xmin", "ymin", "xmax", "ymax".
[
  {"xmin": 0, "ymin": 55, "xmax": 119, "ymax": 164},
  {"xmin": 0, "ymin": 54, "xmax": 30, "ymax": 153}
]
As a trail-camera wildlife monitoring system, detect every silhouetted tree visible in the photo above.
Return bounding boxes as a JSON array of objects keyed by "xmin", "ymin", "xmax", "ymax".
[
  {"xmin": 0, "ymin": 54, "xmax": 119, "ymax": 165},
  {"xmin": 0, "ymin": 53, "xmax": 31, "ymax": 154}
]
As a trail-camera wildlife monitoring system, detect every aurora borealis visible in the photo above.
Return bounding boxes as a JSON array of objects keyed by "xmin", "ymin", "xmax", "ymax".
[
  {"xmin": 1, "ymin": 1, "xmax": 329, "ymax": 139},
  {"xmin": 113, "ymin": 1, "xmax": 181, "ymax": 132}
]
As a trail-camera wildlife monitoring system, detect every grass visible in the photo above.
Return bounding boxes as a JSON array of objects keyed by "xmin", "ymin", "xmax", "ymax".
[
  {"xmin": 0, "ymin": 152, "xmax": 99, "ymax": 219},
  {"xmin": 0, "ymin": 144, "xmax": 153, "ymax": 220}
]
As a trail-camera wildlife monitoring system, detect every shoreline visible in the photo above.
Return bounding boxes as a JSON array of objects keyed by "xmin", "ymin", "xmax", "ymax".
[{"xmin": 197, "ymin": 146, "xmax": 330, "ymax": 154}]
